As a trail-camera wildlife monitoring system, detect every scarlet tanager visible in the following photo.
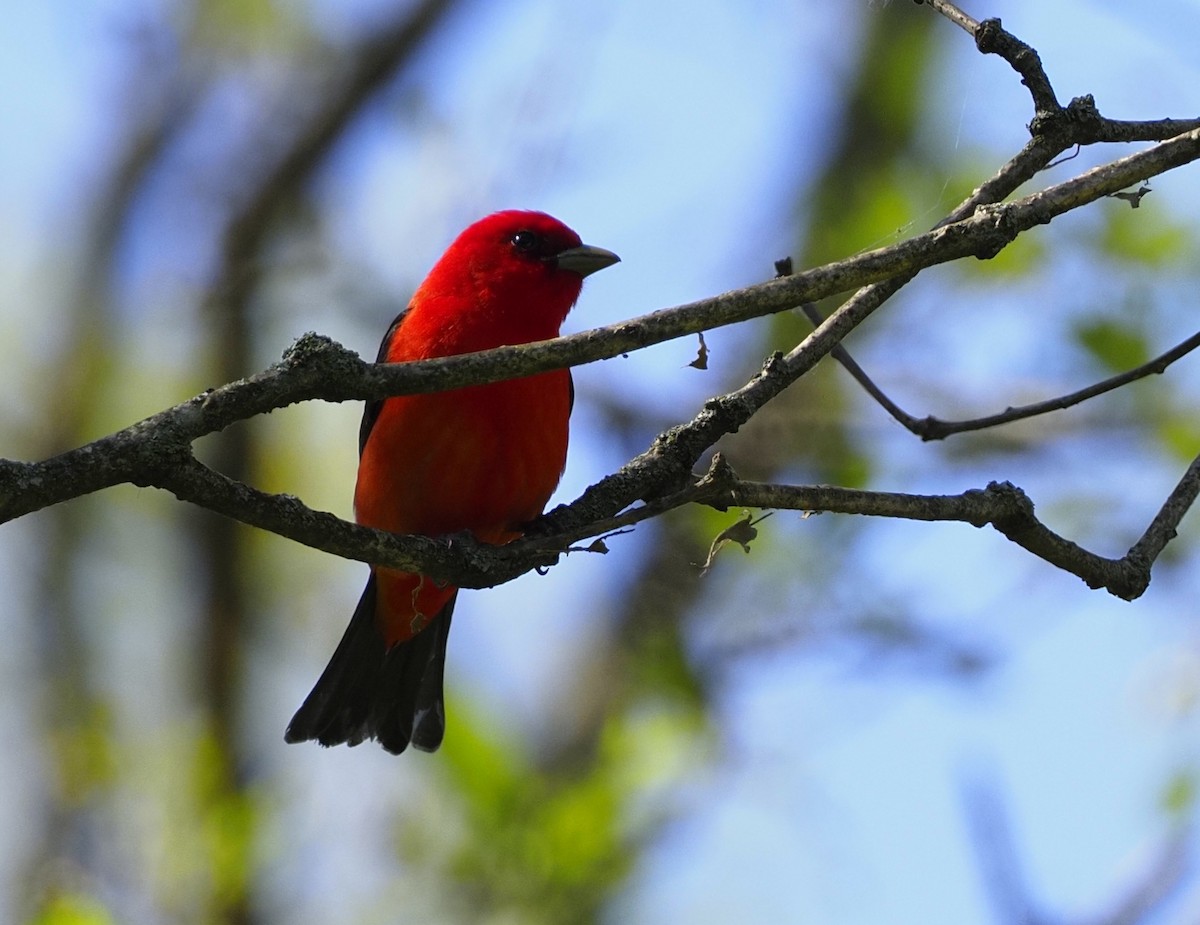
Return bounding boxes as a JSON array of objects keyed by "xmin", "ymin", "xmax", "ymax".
[{"xmin": 285, "ymin": 211, "xmax": 619, "ymax": 754}]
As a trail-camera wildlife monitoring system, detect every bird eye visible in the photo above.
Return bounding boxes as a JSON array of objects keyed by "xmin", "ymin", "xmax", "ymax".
[{"xmin": 511, "ymin": 230, "xmax": 543, "ymax": 254}]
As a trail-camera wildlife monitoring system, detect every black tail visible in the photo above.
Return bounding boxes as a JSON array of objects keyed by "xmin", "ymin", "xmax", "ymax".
[{"xmin": 285, "ymin": 573, "xmax": 455, "ymax": 754}]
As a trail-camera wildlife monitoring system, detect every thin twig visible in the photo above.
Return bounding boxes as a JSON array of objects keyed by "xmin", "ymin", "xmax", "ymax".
[
  {"xmin": 806, "ymin": 10, "xmax": 1200, "ymax": 442},
  {"xmin": 915, "ymin": 0, "xmax": 979, "ymax": 36},
  {"xmin": 911, "ymin": 330, "xmax": 1200, "ymax": 439},
  {"xmin": 801, "ymin": 299, "xmax": 1200, "ymax": 440},
  {"xmin": 917, "ymin": 2, "xmax": 1060, "ymax": 115},
  {"xmin": 535, "ymin": 449, "xmax": 1200, "ymax": 602},
  {"xmin": 1126, "ymin": 453, "xmax": 1200, "ymax": 573},
  {"xmin": 795, "ymin": 299, "xmax": 917, "ymax": 426}
]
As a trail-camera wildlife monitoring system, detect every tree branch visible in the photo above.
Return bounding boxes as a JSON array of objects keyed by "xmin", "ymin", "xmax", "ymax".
[
  {"xmin": 3, "ymin": 10, "xmax": 1199, "ymax": 603},
  {"xmin": 801, "ymin": 302, "xmax": 1200, "ymax": 441},
  {"xmin": 795, "ymin": 7, "xmax": 1200, "ymax": 443},
  {"xmin": 524, "ymin": 453, "xmax": 1197, "ymax": 602}
]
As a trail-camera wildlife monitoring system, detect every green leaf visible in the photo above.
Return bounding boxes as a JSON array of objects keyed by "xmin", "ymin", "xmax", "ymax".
[
  {"xmin": 30, "ymin": 894, "xmax": 115, "ymax": 925},
  {"xmin": 1074, "ymin": 318, "xmax": 1150, "ymax": 373},
  {"xmin": 1161, "ymin": 769, "xmax": 1196, "ymax": 818},
  {"xmin": 1096, "ymin": 201, "xmax": 1192, "ymax": 266}
]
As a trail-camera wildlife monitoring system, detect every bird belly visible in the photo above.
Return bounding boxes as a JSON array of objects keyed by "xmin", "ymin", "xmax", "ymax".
[{"xmin": 353, "ymin": 370, "xmax": 570, "ymax": 643}]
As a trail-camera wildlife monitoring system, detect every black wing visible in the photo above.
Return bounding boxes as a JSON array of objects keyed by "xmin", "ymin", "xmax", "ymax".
[{"xmin": 359, "ymin": 308, "xmax": 410, "ymax": 457}]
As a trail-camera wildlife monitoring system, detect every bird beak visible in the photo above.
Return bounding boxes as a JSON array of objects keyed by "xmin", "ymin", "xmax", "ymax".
[{"xmin": 554, "ymin": 244, "xmax": 620, "ymax": 277}]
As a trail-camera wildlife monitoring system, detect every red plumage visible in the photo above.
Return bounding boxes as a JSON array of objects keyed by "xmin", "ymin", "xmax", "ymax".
[{"xmin": 285, "ymin": 211, "xmax": 618, "ymax": 754}]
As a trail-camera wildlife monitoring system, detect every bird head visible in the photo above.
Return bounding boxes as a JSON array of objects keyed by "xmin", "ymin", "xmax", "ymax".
[{"xmin": 416, "ymin": 210, "xmax": 619, "ymax": 346}]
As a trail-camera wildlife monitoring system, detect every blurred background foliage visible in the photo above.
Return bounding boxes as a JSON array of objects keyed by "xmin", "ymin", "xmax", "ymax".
[{"xmin": 3, "ymin": 1, "xmax": 1200, "ymax": 924}]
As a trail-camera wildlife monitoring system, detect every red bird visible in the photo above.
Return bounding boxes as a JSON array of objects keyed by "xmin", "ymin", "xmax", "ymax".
[{"xmin": 285, "ymin": 211, "xmax": 618, "ymax": 754}]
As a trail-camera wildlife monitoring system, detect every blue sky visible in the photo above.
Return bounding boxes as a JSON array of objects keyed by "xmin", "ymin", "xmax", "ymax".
[{"xmin": 3, "ymin": 1, "xmax": 1200, "ymax": 924}]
